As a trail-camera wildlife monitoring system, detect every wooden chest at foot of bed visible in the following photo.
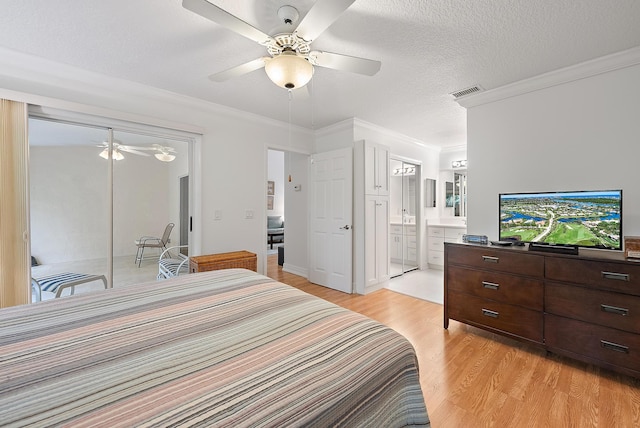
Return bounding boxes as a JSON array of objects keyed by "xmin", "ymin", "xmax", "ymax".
[{"xmin": 189, "ymin": 251, "xmax": 257, "ymax": 273}]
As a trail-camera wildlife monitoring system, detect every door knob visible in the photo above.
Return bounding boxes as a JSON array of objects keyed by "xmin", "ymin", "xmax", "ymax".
[{"xmin": 339, "ymin": 225, "xmax": 351, "ymax": 230}]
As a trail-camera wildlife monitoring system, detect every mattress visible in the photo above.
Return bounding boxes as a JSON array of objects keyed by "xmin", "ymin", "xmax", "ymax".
[{"xmin": 0, "ymin": 269, "xmax": 429, "ymax": 427}]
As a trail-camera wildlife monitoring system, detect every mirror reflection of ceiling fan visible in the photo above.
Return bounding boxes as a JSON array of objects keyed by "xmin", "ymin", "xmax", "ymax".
[
  {"xmin": 97, "ymin": 142, "xmax": 177, "ymax": 162},
  {"xmin": 182, "ymin": 0, "xmax": 381, "ymax": 90}
]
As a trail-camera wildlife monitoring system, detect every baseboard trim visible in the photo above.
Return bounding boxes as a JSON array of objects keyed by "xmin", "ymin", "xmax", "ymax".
[{"xmin": 283, "ymin": 263, "xmax": 308, "ymax": 278}]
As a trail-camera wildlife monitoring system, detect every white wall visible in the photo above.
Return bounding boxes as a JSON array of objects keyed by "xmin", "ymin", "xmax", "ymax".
[
  {"xmin": 283, "ymin": 152, "xmax": 309, "ymax": 276},
  {"xmin": 30, "ymin": 146, "xmax": 172, "ymax": 264},
  {"xmin": 464, "ymin": 60, "xmax": 640, "ymax": 243},
  {"xmin": 267, "ymin": 150, "xmax": 285, "ymax": 216}
]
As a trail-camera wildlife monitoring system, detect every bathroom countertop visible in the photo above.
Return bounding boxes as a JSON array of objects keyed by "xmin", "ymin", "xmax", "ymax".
[{"xmin": 427, "ymin": 223, "xmax": 467, "ymax": 229}]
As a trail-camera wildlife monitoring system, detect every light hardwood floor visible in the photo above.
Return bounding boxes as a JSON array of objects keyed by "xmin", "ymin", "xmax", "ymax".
[{"xmin": 267, "ymin": 255, "xmax": 640, "ymax": 427}]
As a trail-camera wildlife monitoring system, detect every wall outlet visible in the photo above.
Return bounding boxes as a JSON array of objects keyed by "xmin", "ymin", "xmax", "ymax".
[
  {"xmin": 245, "ymin": 209, "xmax": 254, "ymax": 219},
  {"xmin": 214, "ymin": 210, "xmax": 222, "ymax": 220}
]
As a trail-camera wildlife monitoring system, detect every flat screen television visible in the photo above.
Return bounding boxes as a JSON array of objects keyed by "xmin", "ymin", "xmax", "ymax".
[{"xmin": 499, "ymin": 189, "xmax": 622, "ymax": 250}]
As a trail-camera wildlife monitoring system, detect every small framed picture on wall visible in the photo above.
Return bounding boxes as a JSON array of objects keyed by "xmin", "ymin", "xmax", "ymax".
[
  {"xmin": 267, "ymin": 196, "xmax": 274, "ymax": 210},
  {"xmin": 267, "ymin": 181, "xmax": 275, "ymax": 195}
]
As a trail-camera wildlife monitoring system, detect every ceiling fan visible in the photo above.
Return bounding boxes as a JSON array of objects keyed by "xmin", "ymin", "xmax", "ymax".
[
  {"xmin": 96, "ymin": 142, "xmax": 177, "ymax": 162},
  {"xmin": 182, "ymin": 0, "xmax": 381, "ymax": 90}
]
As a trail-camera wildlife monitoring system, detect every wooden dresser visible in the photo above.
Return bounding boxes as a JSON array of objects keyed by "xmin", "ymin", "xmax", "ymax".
[
  {"xmin": 445, "ymin": 242, "xmax": 640, "ymax": 378},
  {"xmin": 189, "ymin": 251, "xmax": 257, "ymax": 273}
]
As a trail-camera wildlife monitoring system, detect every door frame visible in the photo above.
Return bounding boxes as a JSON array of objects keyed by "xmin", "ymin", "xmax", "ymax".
[{"xmin": 390, "ymin": 155, "xmax": 423, "ymax": 273}]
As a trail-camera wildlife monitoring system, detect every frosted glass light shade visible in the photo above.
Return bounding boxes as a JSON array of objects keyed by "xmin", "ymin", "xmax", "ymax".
[
  {"xmin": 99, "ymin": 148, "xmax": 124, "ymax": 160},
  {"xmin": 265, "ymin": 51, "xmax": 313, "ymax": 89},
  {"xmin": 155, "ymin": 152, "xmax": 176, "ymax": 162}
]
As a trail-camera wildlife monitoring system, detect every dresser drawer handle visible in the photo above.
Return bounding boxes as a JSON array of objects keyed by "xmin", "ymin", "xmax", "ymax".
[
  {"xmin": 482, "ymin": 256, "xmax": 499, "ymax": 263},
  {"xmin": 600, "ymin": 340, "xmax": 629, "ymax": 354},
  {"xmin": 482, "ymin": 308, "xmax": 499, "ymax": 318},
  {"xmin": 601, "ymin": 271, "xmax": 630, "ymax": 281},
  {"xmin": 482, "ymin": 281, "xmax": 500, "ymax": 290},
  {"xmin": 601, "ymin": 304, "xmax": 629, "ymax": 316}
]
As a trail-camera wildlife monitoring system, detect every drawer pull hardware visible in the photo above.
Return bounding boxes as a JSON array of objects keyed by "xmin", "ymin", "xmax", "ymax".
[
  {"xmin": 600, "ymin": 340, "xmax": 629, "ymax": 354},
  {"xmin": 601, "ymin": 271, "xmax": 630, "ymax": 281},
  {"xmin": 482, "ymin": 281, "xmax": 500, "ymax": 290},
  {"xmin": 482, "ymin": 309, "xmax": 499, "ymax": 318},
  {"xmin": 482, "ymin": 256, "xmax": 499, "ymax": 263},
  {"xmin": 601, "ymin": 304, "xmax": 629, "ymax": 316}
]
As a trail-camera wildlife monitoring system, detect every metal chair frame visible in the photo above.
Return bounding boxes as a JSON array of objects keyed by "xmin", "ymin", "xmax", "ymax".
[{"xmin": 135, "ymin": 223, "xmax": 175, "ymax": 267}]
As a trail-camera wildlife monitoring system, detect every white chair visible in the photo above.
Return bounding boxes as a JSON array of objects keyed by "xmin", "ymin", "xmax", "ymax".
[
  {"xmin": 31, "ymin": 273, "xmax": 108, "ymax": 302},
  {"xmin": 157, "ymin": 245, "xmax": 189, "ymax": 280},
  {"xmin": 135, "ymin": 223, "xmax": 174, "ymax": 267}
]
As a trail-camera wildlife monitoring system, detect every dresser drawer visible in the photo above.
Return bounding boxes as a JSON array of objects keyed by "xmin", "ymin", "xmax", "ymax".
[
  {"xmin": 428, "ymin": 251, "xmax": 444, "ymax": 265},
  {"xmin": 546, "ymin": 314, "xmax": 640, "ymax": 374},
  {"xmin": 448, "ymin": 291, "xmax": 543, "ymax": 343},
  {"xmin": 448, "ymin": 266, "xmax": 543, "ymax": 310},
  {"xmin": 545, "ymin": 282, "xmax": 640, "ymax": 334},
  {"xmin": 546, "ymin": 257, "xmax": 640, "ymax": 295},
  {"xmin": 428, "ymin": 227, "xmax": 444, "ymax": 237},
  {"xmin": 446, "ymin": 244, "xmax": 544, "ymax": 277},
  {"xmin": 444, "ymin": 228, "xmax": 466, "ymax": 241},
  {"xmin": 429, "ymin": 236, "xmax": 444, "ymax": 251}
]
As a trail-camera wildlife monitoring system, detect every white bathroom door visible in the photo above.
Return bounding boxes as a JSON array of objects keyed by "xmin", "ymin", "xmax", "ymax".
[{"xmin": 308, "ymin": 148, "xmax": 353, "ymax": 293}]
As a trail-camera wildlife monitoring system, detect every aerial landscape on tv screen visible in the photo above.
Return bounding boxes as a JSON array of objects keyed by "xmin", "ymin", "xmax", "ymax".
[{"xmin": 500, "ymin": 190, "xmax": 621, "ymax": 249}]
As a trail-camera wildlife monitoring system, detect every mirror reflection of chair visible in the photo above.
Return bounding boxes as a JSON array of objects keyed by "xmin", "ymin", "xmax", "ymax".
[
  {"xmin": 135, "ymin": 223, "xmax": 174, "ymax": 267},
  {"xmin": 157, "ymin": 245, "xmax": 189, "ymax": 280},
  {"xmin": 31, "ymin": 273, "xmax": 107, "ymax": 302}
]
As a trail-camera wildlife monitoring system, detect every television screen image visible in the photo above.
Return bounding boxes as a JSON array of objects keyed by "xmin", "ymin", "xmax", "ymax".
[{"xmin": 499, "ymin": 190, "xmax": 622, "ymax": 250}]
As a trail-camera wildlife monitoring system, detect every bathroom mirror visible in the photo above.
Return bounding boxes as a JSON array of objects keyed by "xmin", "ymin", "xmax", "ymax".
[
  {"xmin": 453, "ymin": 172, "xmax": 467, "ymax": 217},
  {"xmin": 445, "ymin": 181, "xmax": 454, "ymax": 207},
  {"xmin": 424, "ymin": 178, "xmax": 436, "ymax": 207}
]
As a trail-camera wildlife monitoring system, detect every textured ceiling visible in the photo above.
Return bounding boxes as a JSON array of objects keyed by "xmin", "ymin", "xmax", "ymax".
[{"xmin": 1, "ymin": 0, "xmax": 640, "ymax": 148}]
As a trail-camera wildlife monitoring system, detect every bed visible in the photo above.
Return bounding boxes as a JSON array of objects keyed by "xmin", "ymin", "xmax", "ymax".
[{"xmin": 0, "ymin": 269, "xmax": 430, "ymax": 427}]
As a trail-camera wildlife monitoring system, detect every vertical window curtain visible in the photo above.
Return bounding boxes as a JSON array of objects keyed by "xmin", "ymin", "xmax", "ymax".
[{"xmin": 0, "ymin": 99, "xmax": 30, "ymax": 308}]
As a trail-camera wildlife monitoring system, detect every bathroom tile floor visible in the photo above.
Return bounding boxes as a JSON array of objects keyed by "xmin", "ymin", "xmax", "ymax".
[{"xmin": 385, "ymin": 268, "xmax": 444, "ymax": 305}]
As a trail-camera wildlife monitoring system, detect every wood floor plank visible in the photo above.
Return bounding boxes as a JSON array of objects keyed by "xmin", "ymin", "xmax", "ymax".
[{"xmin": 266, "ymin": 256, "xmax": 640, "ymax": 427}]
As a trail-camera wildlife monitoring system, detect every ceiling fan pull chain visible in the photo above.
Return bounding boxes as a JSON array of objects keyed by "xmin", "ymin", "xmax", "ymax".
[{"xmin": 288, "ymin": 90, "xmax": 293, "ymax": 182}]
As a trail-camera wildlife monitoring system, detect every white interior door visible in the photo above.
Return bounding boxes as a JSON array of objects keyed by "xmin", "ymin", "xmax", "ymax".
[{"xmin": 309, "ymin": 148, "xmax": 353, "ymax": 293}]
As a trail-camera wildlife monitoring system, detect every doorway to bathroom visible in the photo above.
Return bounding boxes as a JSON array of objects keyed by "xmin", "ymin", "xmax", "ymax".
[{"xmin": 389, "ymin": 159, "xmax": 419, "ymax": 278}]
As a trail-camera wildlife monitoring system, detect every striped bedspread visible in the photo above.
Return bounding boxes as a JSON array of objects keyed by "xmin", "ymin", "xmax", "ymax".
[{"xmin": 0, "ymin": 269, "xmax": 429, "ymax": 427}]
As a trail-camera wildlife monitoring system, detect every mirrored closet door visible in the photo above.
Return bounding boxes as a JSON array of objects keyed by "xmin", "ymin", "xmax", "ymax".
[
  {"xmin": 389, "ymin": 159, "xmax": 419, "ymax": 278},
  {"xmin": 29, "ymin": 118, "xmax": 110, "ymax": 302},
  {"xmin": 28, "ymin": 117, "xmax": 191, "ymax": 302}
]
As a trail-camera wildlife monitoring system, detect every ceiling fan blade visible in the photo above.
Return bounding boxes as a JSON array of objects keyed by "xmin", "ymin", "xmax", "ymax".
[
  {"xmin": 119, "ymin": 147, "xmax": 151, "ymax": 156},
  {"xmin": 119, "ymin": 144, "xmax": 155, "ymax": 151},
  {"xmin": 309, "ymin": 51, "xmax": 381, "ymax": 76},
  {"xmin": 152, "ymin": 144, "xmax": 177, "ymax": 153},
  {"xmin": 182, "ymin": 0, "xmax": 274, "ymax": 46},
  {"xmin": 209, "ymin": 57, "xmax": 268, "ymax": 82},
  {"xmin": 295, "ymin": 0, "xmax": 356, "ymax": 42}
]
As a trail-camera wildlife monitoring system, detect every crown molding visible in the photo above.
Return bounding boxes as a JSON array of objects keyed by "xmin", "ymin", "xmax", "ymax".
[
  {"xmin": 313, "ymin": 118, "xmax": 355, "ymax": 139},
  {"xmin": 440, "ymin": 144, "xmax": 467, "ymax": 153},
  {"xmin": 457, "ymin": 45, "xmax": 640, "ymax": 109},
  {"xmin": 353, "ymin": 118, "xmax": 441, "ymax": 151}
]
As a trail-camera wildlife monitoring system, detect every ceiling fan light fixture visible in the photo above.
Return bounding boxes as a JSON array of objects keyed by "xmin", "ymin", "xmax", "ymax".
[
  {"xmin": 155, "ymin": 152, "xmax": 176, "ymax": 162},
  {"xmin": 99, "ymin": 148, "xmax": 124, "ymax": 160},
  {"xmin": 265, "ymin": 51, "xmax": 313, "ymax": 89}
]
